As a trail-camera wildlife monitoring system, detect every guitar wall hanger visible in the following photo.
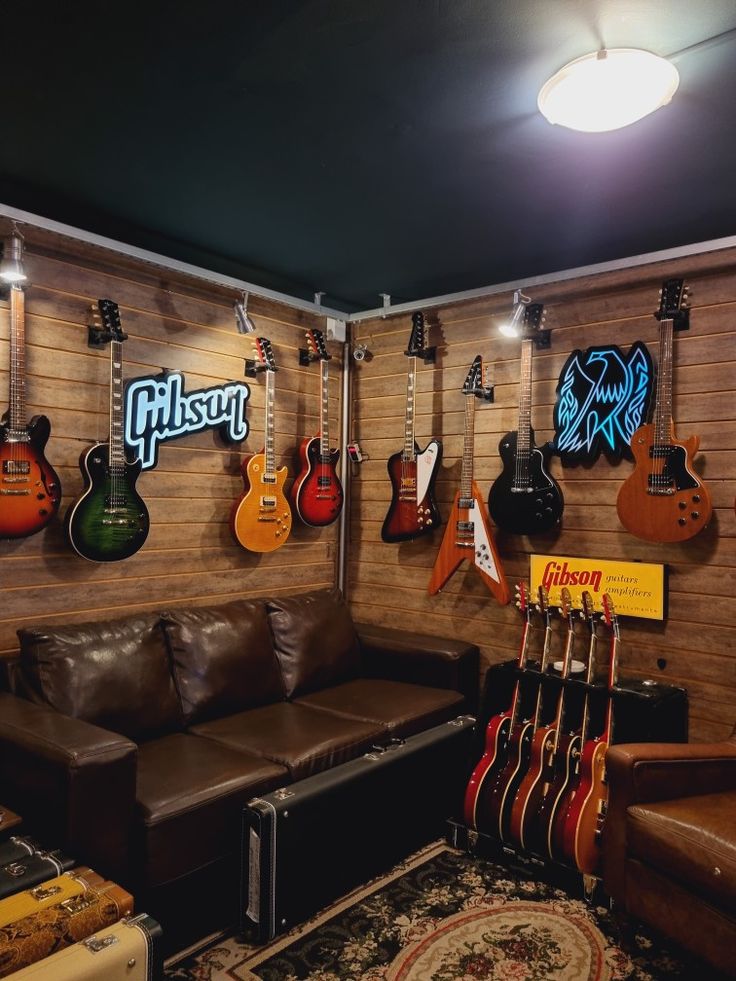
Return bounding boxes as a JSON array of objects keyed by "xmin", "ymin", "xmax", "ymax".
[
  {"xmin": 656, "ymin": 284, "xmax": 691, "ymax": 332},
  {"xmin": 299, "ymin": 345, "xmax": 332, "ymax": 366},
  {"xmin": 245, "ymin": 358, "xmax": 273, "ymax": 377},
  {"xmin": 526, "ymin": 304, "xmax": 551, "ymax": 349},
  {"xmin": 87, "ymin": 316, "xmax": 128, "ymax": 348}
]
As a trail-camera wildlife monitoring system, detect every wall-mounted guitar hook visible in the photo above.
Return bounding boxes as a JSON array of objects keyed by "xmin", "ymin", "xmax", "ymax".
[
  {"xmin": 244, "ymin": 359, "xmax": 269, "ymax": 378},
  {"xmin": 87, "ymin": 305, "xmax": 126, "ymax": 348},
  {"xmin": 475, "ymin": 383, "xmax": 494, "ymax": 403}
]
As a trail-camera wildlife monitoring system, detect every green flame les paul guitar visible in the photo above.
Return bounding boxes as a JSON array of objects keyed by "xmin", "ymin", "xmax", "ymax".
[{"xmin": 67, "ymin": 300, "xmax": 149, "ymax": 562}]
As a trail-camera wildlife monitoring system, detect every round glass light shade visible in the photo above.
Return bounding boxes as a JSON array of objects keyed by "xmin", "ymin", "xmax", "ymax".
[{"xmin": 538, "ymin": 48, "xmax": 679, "ymax": 132}]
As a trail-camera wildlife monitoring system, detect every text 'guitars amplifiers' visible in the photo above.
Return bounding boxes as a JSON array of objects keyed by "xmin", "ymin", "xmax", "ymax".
[{"xmin": 381, "ymin": 312, "xmax": 442, "ymax": 543}]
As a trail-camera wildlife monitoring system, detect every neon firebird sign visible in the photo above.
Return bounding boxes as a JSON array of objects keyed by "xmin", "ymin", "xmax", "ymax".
[
  {"xmin": 553, "ymin": 342, "xmax": 653, "ymax": 465},
  {"xmin": 124, "ymin": 371, "xmax": 250, "ymax": 470}
]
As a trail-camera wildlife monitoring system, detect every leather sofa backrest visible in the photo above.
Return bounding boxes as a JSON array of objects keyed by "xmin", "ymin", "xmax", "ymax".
[
  {"xmin": 161, "ymin": 600, "xmax": 285, "ymax": 725},
  {"xmin": 17, "ymin": 614, "xmax": 182, "ymax": 741},
  {"xmin": 267, "ymin": 587, "xmax": 362, "ymax": 698}
]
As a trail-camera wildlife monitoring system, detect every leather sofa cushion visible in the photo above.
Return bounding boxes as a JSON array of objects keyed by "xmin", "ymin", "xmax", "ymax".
[
  {"xmin": 267, "ymin": 588, "xmax": 361, "ymax": 698},
  {"xmin": 136, "ymin": 733, "xmax": 287, "ymax": 887},
  {"xmin": 191, "ymin": 702, "xmax": 385, "ymax": 781},
  {"xmin": 17, "ymin": 615, "xmax": 182, "ymax": 742},
  {"xmin": 627, "ymin": 789, "xmax": 736, "ymax": 913},
  {"xmin": 161, "ymin": 601, "xmax": 284, "ymax": 725},
  {"xmin": 296, "ymin": 679, "xmax": 464, "ymax": 738}
]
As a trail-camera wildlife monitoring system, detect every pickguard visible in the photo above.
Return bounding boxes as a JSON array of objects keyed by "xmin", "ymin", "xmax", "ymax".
[
  {"xmin": 474, "ymin": 512, "xmax": 501, "ymax": 582},
  {"xmin": 416, "ymin": 440, "xmax": 440, "ymax": 502}
]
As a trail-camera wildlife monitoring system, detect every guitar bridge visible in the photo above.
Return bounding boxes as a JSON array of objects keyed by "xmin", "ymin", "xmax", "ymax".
[{"xmin": 0, "ymin": 488, "xmax": 30, "ymax": 496}]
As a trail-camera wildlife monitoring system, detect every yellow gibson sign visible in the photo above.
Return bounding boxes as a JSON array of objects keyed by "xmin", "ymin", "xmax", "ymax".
[{"xmin": 530, "ymin": 554, "xmax": 665, "ymax": 620}]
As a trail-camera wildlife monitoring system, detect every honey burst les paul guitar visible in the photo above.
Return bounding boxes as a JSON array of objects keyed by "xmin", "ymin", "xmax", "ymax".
[
  {"xmin": 231, "ymin": 337, "xmax": 292, "ymax": 552},
  {"xmin": 290, "ymin": 328, "xmax": 343, "ymax": 527},
  {"xmin": 616, "ymin": 278, "xmax": 712, "ymax": 542},
  {"xmin": 0, "ymin": 279, "xmax": 61, "ymax": 538},
  {"xmin": 381, "ymin": 312, "xmax": 442, "ymax": 543},
  {"xmin": 67, "ymin": 300, "xmax": 149, "ymax": 562},
  {"xmin": 428, "ymin": 356, "xmax": 509, "ymax": 604}
]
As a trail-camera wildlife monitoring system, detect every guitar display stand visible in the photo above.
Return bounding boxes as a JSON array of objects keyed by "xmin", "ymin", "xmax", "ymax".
[
  {"xmin": 245, "ymin": 358, "xmax": 272, "ymax": 378},
  {"xmin": 299, "ymin": 346, "xmax": 332, "ymax": 366},
  {"xmin": 87, "ymin": 323, "xmax": 127, "ymax": 348},
  {"xmin": 404, "ymin": 345, "xmax": 436, "ymax": 363},
  {"xmin": 474, "ymin": 383, "xmax": 494, "ymax": 403}
]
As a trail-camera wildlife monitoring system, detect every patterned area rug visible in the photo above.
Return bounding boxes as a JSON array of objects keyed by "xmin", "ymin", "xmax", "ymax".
[{"xmin": 165, "ymin": 842, "xmax": 715, "ymax": 980}]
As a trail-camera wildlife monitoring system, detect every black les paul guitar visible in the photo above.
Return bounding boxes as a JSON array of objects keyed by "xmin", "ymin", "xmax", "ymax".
[
  {"xmin": 488, "ymin": 303, "xmax": 563, "ymax": 534},
  {"xmin": 67, "ymin": 300, "xmax": 149, "ymax": 562}
]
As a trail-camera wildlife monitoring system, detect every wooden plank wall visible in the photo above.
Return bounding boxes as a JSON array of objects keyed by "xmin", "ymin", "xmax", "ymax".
[
  {"xmin": 348, "ymin": 248, "xmax": 736, "ymax": 742},
  {"xmin": 0, "ymin": 229, "xmax": 342, "ymax": 657}
]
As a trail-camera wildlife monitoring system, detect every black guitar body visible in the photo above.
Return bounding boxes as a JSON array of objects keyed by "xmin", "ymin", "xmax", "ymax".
[{"xmin": 488, "ymin": 430, "xmax": 564, "ymax": 534}]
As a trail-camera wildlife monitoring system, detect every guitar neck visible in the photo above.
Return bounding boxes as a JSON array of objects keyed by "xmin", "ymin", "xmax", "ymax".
[
  {"xmin": 552, "ymin": 623, "xmax": 575, "ymax": 747},
  {"xmin": 319, "ymin": 359, "xmax": 330, "ymax": 457},
  {"xmin": 402, "ymin": 356, "xmax": 417, "ymax": 460},
  {"xmin": 460, "ymin": 394, "xmax": 476, "ymax": 498},
  {"xmin": 604, "ymin": 631, "xmax": 621, "ymax": 742},
  {"xmin": 509, "ymin": 618, "xmax": 531, "ymax": 724},
  {"xmin": 532, "ymin": 622, "xmax": 553, "ymax": 727},
  {"xmin": 653, "ymin": 317, "xmax": 674, "ymax": 447},
  {"xmin": 265, "ymin": 369, "xmax": 276, "ymax": 475},
  {"xmin": 109, "ymin": 339, "xmax": 126, "ymax": 471},
  {"xmin": 516, "ymin": 338, "xmax": 533, "ymax": 454},
  {"xmin": 579, "ymin": 626, "xmax": 598, "ymax": 741},
  {"xmin": 8, "ymin": 286, "xmax": 27, "ymax": 432}
]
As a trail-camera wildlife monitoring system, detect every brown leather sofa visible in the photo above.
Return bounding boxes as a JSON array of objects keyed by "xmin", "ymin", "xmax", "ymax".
[
  {"xmin": 0, "ymin": 588, "xmax": 478, "ymax": 950},
  {"xmin": 603, "ymin": 731, "xmax": 736, "ymax": 977}
]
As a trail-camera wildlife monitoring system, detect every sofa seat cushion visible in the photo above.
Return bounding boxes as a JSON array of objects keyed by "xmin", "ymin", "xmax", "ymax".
[
  {"xmin": 190, "ymin": 702, "xmax": 385, "ymax": 781},
  {"xmin": 295, "ymin": 679, "xmax": 465, "ymax": 738},
  {"xmin": 627, "ymin": 789, "xmax": 736, "ymax": 912},
  {"xmin": 136, "ymin": 733, "xmax": 287, "ymax": 888}
]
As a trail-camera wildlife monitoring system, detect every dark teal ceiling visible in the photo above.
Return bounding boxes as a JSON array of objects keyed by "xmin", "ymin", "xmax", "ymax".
[{"xmin": 2, "ymin": 1, "xmax": 735, "ymax": 310}]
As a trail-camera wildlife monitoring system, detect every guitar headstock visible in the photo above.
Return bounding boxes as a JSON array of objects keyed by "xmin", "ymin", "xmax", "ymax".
[
  {"xmin": 405, "ymin": 310, "xmax": 426, "ymax": 356},
  {"xmin": 521, "ymin": 303, "xmax": 546, "ymax": 338},
  {"xmin": 462, "ymin": 356, "xmax": 483, "ymax": 396},
  {"xmin": 656, "ymin": 278, "xmax": 689, "ymax": 320},
  {"xmin": 306, "ymin": 328, "xmax": 330, "ymax": 361},
  {"xmin": 97, "ymin": 299, "xmax": 127, "ymax": 342},
  {"xmin": 602, "ymin": 593, "xmax": 621, "ymax": 640},
  {"xmin": 252, "ymin": 336, "xmax": 277, "ymax": 372},
  {"xmin": 580, "ymin": 590, "xmax": 595, "ymax": 624},
  {"xmin": 559, "ymin": 586, "xmax": 575, "ymax": 625},
  {"xmin": 537, "ymin": 584, "xmax": 552, "ymax": 626},
  {"xmin": 515, "ymin": 582, "xmax": 533, "ymax": 623}
]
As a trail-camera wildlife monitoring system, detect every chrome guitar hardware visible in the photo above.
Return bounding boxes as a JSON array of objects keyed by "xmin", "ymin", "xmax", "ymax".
[{"xmin": 83, "ymin": 933, "xmax": 119, "ymax": 953}]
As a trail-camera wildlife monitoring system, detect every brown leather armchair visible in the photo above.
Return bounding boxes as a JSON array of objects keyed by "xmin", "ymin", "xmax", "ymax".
[{"xmin": 603, "ymin": 730, "xmax": 736, "ymax": 977}]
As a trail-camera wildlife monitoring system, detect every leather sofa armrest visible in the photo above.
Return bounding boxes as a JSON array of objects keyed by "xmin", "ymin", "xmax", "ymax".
[
  {"xmin": 355, "ymin": 622, "xmax": 480, "ymax": 712},
  {"xmin": 602, "ymin": 739, "xmax": 736, "ymax": 903},
  {"xmin": 0, "ymin": 693, "xmax": 137, "ymax": 881}
]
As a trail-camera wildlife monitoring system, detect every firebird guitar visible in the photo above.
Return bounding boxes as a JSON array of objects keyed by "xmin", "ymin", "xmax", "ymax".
[
  {"xmin": 291, "ymin": 328, "xmax": 343, "ymax": 527},
  {"xmin": 488, "ymin": 303, "xmax": 564, "ymax": 535},
  {"xmin": 616, "ymin": 278, "xmax": 712, "ymax": 542},
  {"xmin": 67, "ymin": 300, "xmax": 149, "ymax": 562},
  {"xmin": 231, "ymin": 337, "xmax": 292, "ymax": 552},
  {"xmin": 381, "ymin": 311, "xmax": 442, "ymax": 543},
  {"xmin": 428, "ymin": 356, "xmax": 509, "ymax": 603},
  {"xmin": 0, "ymin": 278, "xmax": 61, "ymax": 538},
  {"xmin": 563, "ymin": 592, "xmax": 620, "ymax": 874},
  {"xmin": 464, "ymin": 582, "xmax": 534, "ymax": 838}
]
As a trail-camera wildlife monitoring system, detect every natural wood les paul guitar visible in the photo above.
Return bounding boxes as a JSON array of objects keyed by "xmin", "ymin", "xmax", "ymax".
[
  {"xmin": 428, "ymin": 356, "xmax": 509, "ymax": 604},
  {"xmin": 617, "ymin": 278, "xmax": 712, "ymax": 542},
  {"xmin": 231, "ymin": 337, "xmax": 292, "ymax": 552}
]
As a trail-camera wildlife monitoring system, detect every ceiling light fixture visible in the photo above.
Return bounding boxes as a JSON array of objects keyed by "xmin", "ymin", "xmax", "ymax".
[
  {"xmin": 0, "ymin": 232, "xmax": 27, "ymax": 284},
  {"xmin": 498, "ymin": 290, "xmax": 530, "ymax": 338},
  {"xmin": 538, "ymin": 48, "xmax": 679, "ymax": 133}
]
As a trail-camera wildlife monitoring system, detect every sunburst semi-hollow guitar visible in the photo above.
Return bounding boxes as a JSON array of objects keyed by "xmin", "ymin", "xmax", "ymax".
[
  {"xmin": 290, "ymin": 328, "xmax": 343, "ymax": 527},
  {"xmin": 488, "ymin": 303, "xmax": 564, "ymax": 535},
  {"xmin": 464, "ymin": 582, "xmax": 533, "ymax": 837},
  {"xmin": 381, "ymin": 311, "xmax": 442, "ymax": 543},
  {"xmin": 616, "ymin": 278, "xmax": 712, "ymax": 542},
  {"xmin": 428, "ymin": 356, "xmax": 509, "ymax": 603},
  {"xmin": 67, "ymin": 300, "xmax": 149, "ymax": 562},
  {"xmin": 232, "ymin": 337, "xmax": 292, "ymax": 552},
  {"xmin": 0, "ymin": 275, "xmax": 61, "ymax": 538}
]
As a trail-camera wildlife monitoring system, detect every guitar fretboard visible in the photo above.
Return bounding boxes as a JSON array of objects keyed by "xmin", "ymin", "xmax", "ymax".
[
  {"xmin": 514, "ymin": 338, "xmax": 534, "ymax": 487},
  {"xmin": 320, "ymin": 359, "xmax": 330, "ymax": 459},
  {"xmin": 653, "ymin": 317, "xmax": 674, "ymax": 447},
  {"xmin": 109, "ymin": 339, "xmax": 126, "ymax": 472},
  {"xmin": 265, "ymin": 368, "xmax": 276, "ymax": 476},
  {"xmin": 402, "ymin": 356, "xmax": 417, "ymax": 460},
  {"xmin": 460, "ymin": 392, "xmax": 476, "ymax": 499},
  {"xmin": 8, "ymin": 286, "xmax": 27, "ymax": 434}
]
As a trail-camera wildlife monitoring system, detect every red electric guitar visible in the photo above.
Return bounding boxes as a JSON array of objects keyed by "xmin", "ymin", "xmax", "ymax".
[
  {"xmin": 381, "ymin": 312, "xmax": 442, "ymax": 543},
  {"xmin": 428, "ymin": 356, "xmax": 509, "ymax": 604},
  {"xmin": 0, "ymin": 277, "xmax": 61, "ymax": 538},
  {"xmin": 290, "ymin": 328, "xmax": 344, "ymax": 527},
  {"xmin": 464, "ymin": 582, "xmax": 533, "ymax": 834}
]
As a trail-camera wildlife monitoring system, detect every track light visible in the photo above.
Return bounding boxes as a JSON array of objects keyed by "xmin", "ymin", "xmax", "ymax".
[
  {"xmin": 498, "ymin": 290, "xmax": 530, "ymax": 338},
  {"xmin": 234, "ymin": 292, "xmax": 256, "ymax": 334},
  {"xmin": 0, "ymin": 233, "xmax": 27, "ymax": 284}
]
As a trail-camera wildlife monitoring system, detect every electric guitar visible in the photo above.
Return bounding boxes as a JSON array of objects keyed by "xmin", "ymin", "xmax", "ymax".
[
  {"xmin": 428, "ymin": 356, "xmax": 509, "ymax": 603},
  {"xmin": 67, "ymin": 300, "xmax": 149, "ymax": 562},
  {"xmin": 464, "ymin": 582, "xmax": 533, "ymax": 833},
  {"xmin": 509, "ymin": 586, "xmax": 576, "ymax": 854},
  {"xmin": 231, "ymin": 337, "xmax": 292, "ymax": 552},
  {"xmin": 551, "ymin": 589, "xmax": 599, "ymax": 863},
  {"xmin": 616, "ymin": 278, "xmax": 712, "ymax": 542},
  {"xmin": 488, "ymin": 303, "xmax": 564, "ymax": 534},
  {"xmin": 290, "ymin": 328, "xmax": 343, "ymax": 527},
  {"xmin": 563, "ymin": 592, "xmax": 620, "ymax": 874},
  {"xmin": 381, "ymin": 312, "xmax": 442, "ymax": 543},
  {"xmin": 0, "ymin": 279, "xmax": 61, "ymax": 538}
]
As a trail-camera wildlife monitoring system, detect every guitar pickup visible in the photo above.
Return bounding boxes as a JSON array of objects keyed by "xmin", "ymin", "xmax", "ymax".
[
  {"xmin": 317, "ymin": 477, "xmax": 332, "ymax": 488},
  {"xmin": 262, "ymin": 474, "xmax": 276, "ymax": 484},
  {"xmin": 458, "ymin": 498, "xmax": 475, "ymax": 509},
  {"xmin": 260, "ymin": 496, "xmax": 277, "ymax": 508},
  {"xmin": 457, "ymin": 521, "xmax": 474, "ymax": 532},
  {"xmin": 2, "ymin": 460, "xmax": 30, "ymax": 475}
]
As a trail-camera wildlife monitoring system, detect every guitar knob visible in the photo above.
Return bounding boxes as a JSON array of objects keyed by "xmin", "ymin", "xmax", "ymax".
[
  {"xmin": 678, "ymin": 517, "xmax": 687, "ymax": 526},
  {"xmin": 426, "ymin": 519, "xmax": 433, "ymax": 526},
  {"xmin": 692, "ymin": 495, "xmax": 701, "ymax": 503},
  {"xmin": 678, "ymin": 501, "xmax": 687, "ymax": 509},
  {"xmin": 545, "ymin": 507, "xmax": 553, "ymax": 514},
  {"xmin": 38, "ymin": 508, "xmax": 48, "ymax": 516},
  {"xmin": 535, "ymin": 512, "xmax": 543, "ymax": 519},
  {"xmin": 283, "ymin": 512, "xmax": 289, "ymax": 519},
  {"xmin": 691, "ymin": 511, "xmax": 700, "ymax": 519},
  {"xmin": 37, "ymin": 493, "xmax": 45, "ymax": 500}
]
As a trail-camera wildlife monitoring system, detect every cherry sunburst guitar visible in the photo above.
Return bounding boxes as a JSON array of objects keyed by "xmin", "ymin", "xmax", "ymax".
[
  {"xmin": 616, "ymin": 278, "xmax": 712, "ymax": 542},
  {"xmin": 509, "ymin": 586, "xmax": 576, "ymax": 855},
  {"xmin": 428, "ymin": 356, "xmax": 509, "ymax": 603},
  {"xmin": 464, "ymin": 582, "xmax": 533, "ymax": 838},
  {"xmin": 488, "ymin": 303, "xmax": 564, "ymax": 535},
  {"xmin": 67, "ymin": 300, "xmax": 149, "ymax": 562},
  {"xmin": 0, "ymin": 275, "xmax": 61, "ymax": 538},
  {"xmin": 231, "ymin": 337, "xmax": 292, "ymax": 552},
  {"xmin": 290, "ymin": 328, "xmax": 343, "ymax": 526},
  {"xmin": 381, "ymin": 311, "xmax": 442, "ymax": 543}
]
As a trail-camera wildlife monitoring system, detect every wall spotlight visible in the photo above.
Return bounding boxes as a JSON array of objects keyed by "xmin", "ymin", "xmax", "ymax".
[
  {"xmin": 234, "ymin": 292, "xmax": 256, "ymax": 334},
  {"xmin": 352, "ymin": 343, "xmax": 371, "ymax": 362},
  {"xmin": 0, "ymin": 233, "xmax": 27, "ymax": 285},
  {"xmin": 498, "ymin": 290, "xmax": 530, "ymax": 337}
]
